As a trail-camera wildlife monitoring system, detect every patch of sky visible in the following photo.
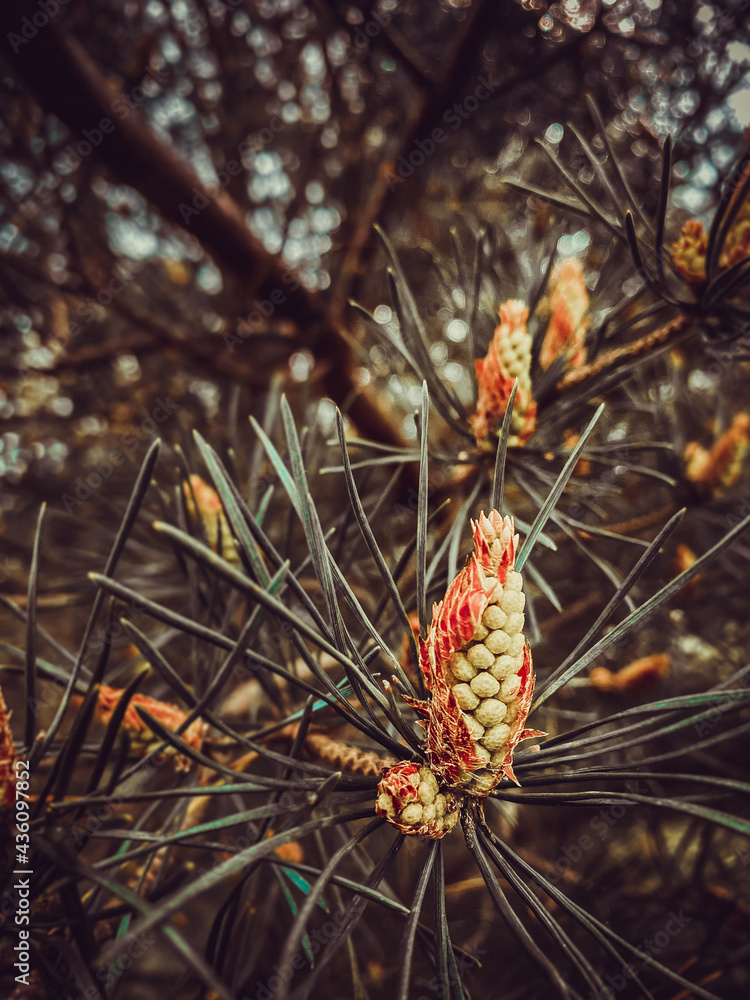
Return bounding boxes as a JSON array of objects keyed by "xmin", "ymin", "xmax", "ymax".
[
  {"xmin": 250, "ymin": 207, "xmax": 285, "ymax": 253},
  {"xmin": 145, "ymin": 0, "xmax": 169, "ymax": 27},
  {"xmin": 0, "ymin": 162, "xmax": 34, "ymax": 199},
  {"xmin": 160, "ymin": 33, "xmax": 183, "ymax": 63},
  {"xmin": 726, "ymin": 78, "xmax": 750, "ymax": 129},
  {"xmin": 149, "ymin": 91, "xmax": 196, "ymax": 135},
  {"xmin": 107, "ymin": 216, "xmax": 159, "ymax": 259},
  {"xmin": 301, "ymin": 42, "xmax": 325, "ymax": 80},
  {"xmin": 247, "ymin": 26, "xmax": 283, "ymax": 56}
]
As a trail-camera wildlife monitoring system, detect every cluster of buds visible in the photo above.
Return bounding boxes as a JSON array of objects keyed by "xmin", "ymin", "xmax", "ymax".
[
  {"xmin": 684, "ymin": 413, "xmax": 750, "ymax": 497},
  {"xmin": 471, "ymin": 265, "xmax": 590, "ymax": 450},
  {"xmin": 377, "ymin": 511, "xmax": 543, "ymax": 837},
  {"xmin": 376, "ymin": 762, "xmax": 461, "ymax": 839},
  {"xmin": 471, "ymin": 299, "xmax": 537, "ymax": 447},
  {"xmin": 671, "ymin": 190, "xmax": 750, "ymax": 287},
  {"xmin": 97, "ymin": 686, "xmax": 207, "ymax": 772}
]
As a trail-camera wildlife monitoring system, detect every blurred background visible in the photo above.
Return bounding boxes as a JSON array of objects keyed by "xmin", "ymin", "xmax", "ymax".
[{"xmin": 2, "ymin": 2, "xmax": 750, "ymax": 997}]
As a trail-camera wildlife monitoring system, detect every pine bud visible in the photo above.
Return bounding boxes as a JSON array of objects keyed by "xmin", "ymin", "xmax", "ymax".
[
  {"xmin": 97, "ymin": 686, "xmax": 206, "ymax": 772},
  {"xmin": 471, "ymin": 300, "xmax": 537, "ymax": 447},
  {"xmin": 404, "ymin": 511, "xmax": 544, "ymax": 797},
  {"xmin": 376, "ymin": 761, "xmax": 461, "ymax": 839},
  {"xmin": 539, "ymin": 257, "xmax": 589, "ymax": 372}
]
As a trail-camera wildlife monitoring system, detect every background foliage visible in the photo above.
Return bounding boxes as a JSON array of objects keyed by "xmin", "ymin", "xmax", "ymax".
[{"xmin": 2, "ymin": 1, "xmax": 750, "ymax": 999}]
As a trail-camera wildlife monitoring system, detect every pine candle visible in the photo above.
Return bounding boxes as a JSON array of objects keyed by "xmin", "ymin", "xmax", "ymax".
[
  {"xmin": 471, "ymin": 300, "xmax": 537, "ymax": 446},
  {"xmin": 377, "ymin": 511, "xmax": 544, "ymax": 836}
]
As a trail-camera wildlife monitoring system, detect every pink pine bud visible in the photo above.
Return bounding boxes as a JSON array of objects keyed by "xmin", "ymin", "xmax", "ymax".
[
  {"xmin": 376, "ymin": 761, "xmax": 461, "ymax": 839},
  {"xmin": 471, "ymin": 300, "xmax": 537, "ymax": 447},
  {"xmin": 97, "ymin": 686, "xmax": 206, "ymax": 772},
  {"xmin": 404, "ymin": 511, "xmax": 544, "ymax": 796},
  {"xmin": 539, "ymin": 257, "xmax": 589, "ymax": 372}
]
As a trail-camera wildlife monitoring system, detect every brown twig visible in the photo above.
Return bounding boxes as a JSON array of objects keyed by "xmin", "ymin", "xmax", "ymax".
[
  {"xmin": 552, "ymin": 313, "xmax": 695, "ymax": 399},
  {"xmin": 583, "ymin": 501, "xmax": 680, "ymax": 539},
  {"xmin": 0, "ymin": 6, "xmax": 412, "ymax": 463}
]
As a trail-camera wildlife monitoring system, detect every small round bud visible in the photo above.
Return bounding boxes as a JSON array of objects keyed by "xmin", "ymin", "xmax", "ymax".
[
  {"xmin": 504, "ymin": 701, "xmax": 519, "ymax": 725},
  {"xmin": 376, "ymin": 762, "xmax": 461, "ymax": 839},
  {"xmin": 469, "ymin": 770, "xmax": 498, "ymax": 795},
  {"xmin": 467, "ymin": 643, "xmax": 494, "ymax": 669},
  {"xmin": 485, "ymin": 629, "xmax": 511, "ymax": 654},
  {"xmin": 453, "ymin": 683, "xmax": 480, "ymax": 711},
  {"xmin": 506, "ymin": 634, "xmax": 525, "ymax": 657},
  {"xmin": 418, "ymin": 768, "xmax": 439, "ymax": 803},
  {"xmin": 490, "ymin": 654, "xmax": 517, "ymax": 680},
  {"xmin": 463, "ymin": 713, "xmax": 485, "ymax": 740},
  {"xmin": 482, "ymin": 723, "xmax": 512, "ymax": 750},
  {"xmin": 504, "ymin": 612, "xmax": 525, "ymax": 635},
  {"xmin": 377, "ymin": 792, "xmax": 394, "ymax": 815},
  {"xmin": 483, "ymin": 605, "xmax": 508, "ymax": 630},
  {"xmin": 500, "ymin": 590, "xmax": 525, "ymax": 614},
  {"xmin": 474, "ymin": 698, "xmax": 508, "ymax": 727},
  {"xmin": 499, "ymin": 675, "xmax": 521, "ymax": 701},
  {"xmin": 470, "ymin": 672, "xmax": 501, "ymax": 698},
  {"xmin": 401, "ymin": 803, "xmax": 423, "ymax": 825},
  {"xmin": 451, "ymin": 651, "xmax": 477, "ymax": 682}
]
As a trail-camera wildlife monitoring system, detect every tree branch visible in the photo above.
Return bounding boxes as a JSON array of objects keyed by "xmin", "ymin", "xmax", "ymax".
[{"xmin": 0, "ymin": 4, "xmax": 412, "ymax": 462}]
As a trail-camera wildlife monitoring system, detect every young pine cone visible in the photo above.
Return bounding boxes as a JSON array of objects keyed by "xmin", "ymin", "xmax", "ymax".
[
  {"xmin": 471, "ymin": 300, "xmax": 537, "ymax": 447},
  {"xmin": 376, "ymin": 762, "xmax": 461, "ymax": 839},
  {"xmin": 405, "ymin": 511, "xmax": 544, "ymax": 797}
]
